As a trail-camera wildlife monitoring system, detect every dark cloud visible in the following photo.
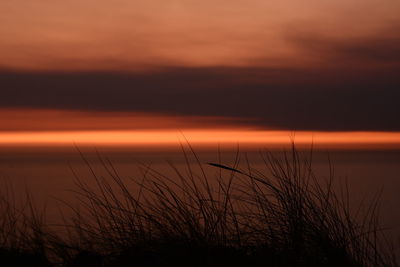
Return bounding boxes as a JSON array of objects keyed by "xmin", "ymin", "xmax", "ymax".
[
  {"xmin": 287, "ymin": 24, "xmax": 400, "ymax": 65},
  {"xmin": 1, "ymin": 64, "xmax": 399, "ymax": 131}
]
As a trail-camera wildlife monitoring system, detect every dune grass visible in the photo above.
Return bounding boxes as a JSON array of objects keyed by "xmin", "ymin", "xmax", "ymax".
[
  {"xmin": 0, "ymin": 145, "xmax": 397, "ymax": 266},
  {"xmin": 0, "ymin": 187, "xmax": 50, "ymax": 266}
]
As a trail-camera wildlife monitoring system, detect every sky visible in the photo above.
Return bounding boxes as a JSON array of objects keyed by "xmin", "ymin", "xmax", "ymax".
[{"xmin": 1, "ymin": 0, "xmax": 400, "ymax": 147}]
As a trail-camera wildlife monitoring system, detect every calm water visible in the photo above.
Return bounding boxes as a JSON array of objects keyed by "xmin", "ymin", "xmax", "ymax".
[{"xmin": 0, "ymin": 146, "xmax": 399, "ymax": 253}]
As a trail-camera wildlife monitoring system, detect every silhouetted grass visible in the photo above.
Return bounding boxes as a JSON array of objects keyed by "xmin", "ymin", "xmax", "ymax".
[
  {"xmin": 0, "ymin": 145, "xmax": 397, "ymax": 266},
  {"xmin": 0, "ymin": 187, "xmax": 50, "ymax": 267}
]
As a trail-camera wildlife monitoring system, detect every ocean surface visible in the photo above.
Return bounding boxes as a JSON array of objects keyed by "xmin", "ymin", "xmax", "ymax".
[{"xmin": 0, "ymin": 145, "xmax": 399, "ymax": 254}]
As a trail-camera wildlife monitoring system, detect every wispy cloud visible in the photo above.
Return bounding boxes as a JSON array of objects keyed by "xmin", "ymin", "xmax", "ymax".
[{"xmin": 286, "ymin": 23, "xmax": 400, "ymax": 66}]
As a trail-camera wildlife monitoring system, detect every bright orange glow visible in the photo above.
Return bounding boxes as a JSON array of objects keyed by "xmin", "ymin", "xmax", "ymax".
[
  {"xmin": 1, "ymin": 130, "xmax": 400, "ymax": 149},
  {"xmin": 1, "ymin": 109, "xmax": 399, "ymax": 149}
]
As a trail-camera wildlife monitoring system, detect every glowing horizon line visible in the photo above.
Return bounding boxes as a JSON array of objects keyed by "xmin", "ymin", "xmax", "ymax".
[{"xmin": 1, "ymin": 130, "xmax": 400, "ymax": 148}]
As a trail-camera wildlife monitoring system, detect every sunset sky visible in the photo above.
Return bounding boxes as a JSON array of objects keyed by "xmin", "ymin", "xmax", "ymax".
[{"xmin": 1, "ymin": 0, "xmax": 400, "ymax": 147}]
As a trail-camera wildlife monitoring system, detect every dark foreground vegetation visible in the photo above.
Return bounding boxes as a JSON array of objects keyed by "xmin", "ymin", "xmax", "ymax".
[{"xmin": 0, "ymin": 145, "xmax": 397, "ymax": 266}]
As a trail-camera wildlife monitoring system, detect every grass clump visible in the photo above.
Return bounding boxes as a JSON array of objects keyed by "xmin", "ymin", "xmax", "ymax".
[
  {"xmin": 0, "ymin": 145, "xmax": 397, "ymax": 266},
  {"xmin": 0, "ymin": 189, "xmax": 50, "ymax": 267}
]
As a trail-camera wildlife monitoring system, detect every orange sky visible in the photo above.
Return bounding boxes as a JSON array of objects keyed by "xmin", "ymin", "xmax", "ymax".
[
  {"xmin": 0, "ymin": 109, "xmax": 256, "ymax": 131},
  {"xmin": 1, "ymin": 1, "xmax": 399, "ymax": 148},
  {"xmin": 1, "ymin": 130, "xmax": 400, "ymax": 150},
  {"xmin": 0, "ymin": 109, "xmax": 399, "ymax": 149},
  {"xmin": 1, "ymin": 0, "xmax": 399, "ymax": 71}
]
